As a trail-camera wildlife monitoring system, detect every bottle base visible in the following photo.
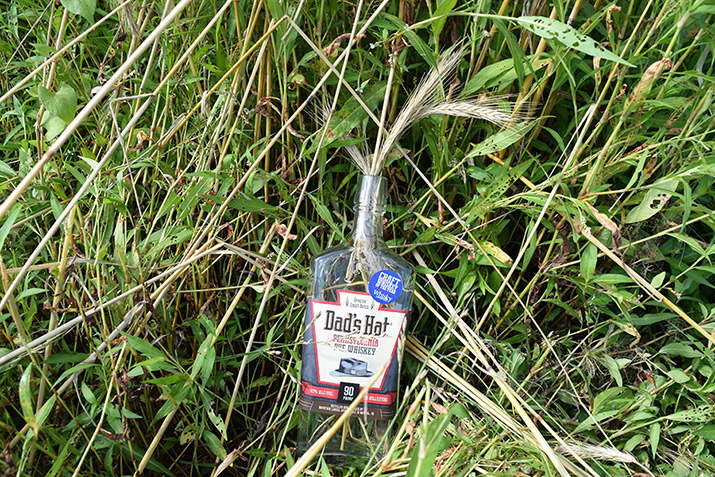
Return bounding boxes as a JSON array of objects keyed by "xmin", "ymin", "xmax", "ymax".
[{"xmin": 297, "ymin": 410, "xmax": 389, "ymax": 467}]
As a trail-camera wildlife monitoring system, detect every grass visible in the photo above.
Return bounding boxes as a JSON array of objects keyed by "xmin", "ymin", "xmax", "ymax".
[{"xmin": 1, "ymin": 0, "xmax": 714, "ymax": 475}]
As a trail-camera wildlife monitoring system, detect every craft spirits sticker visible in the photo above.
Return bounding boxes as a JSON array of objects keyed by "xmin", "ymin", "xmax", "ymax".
[{"xmin": 368, "ymin": 269, "xmax": 403, "ymax": 304}]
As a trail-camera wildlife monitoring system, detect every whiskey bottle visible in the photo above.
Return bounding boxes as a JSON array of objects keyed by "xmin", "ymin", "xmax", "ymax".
[{"xmin": 298, "ymin": 174, "xmax": 414, "ymax": 463}]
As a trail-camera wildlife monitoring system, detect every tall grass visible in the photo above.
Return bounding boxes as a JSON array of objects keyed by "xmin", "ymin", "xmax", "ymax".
[{"xmin": 1, "ymin": 0, "xmax": 714, "ymax": 476}]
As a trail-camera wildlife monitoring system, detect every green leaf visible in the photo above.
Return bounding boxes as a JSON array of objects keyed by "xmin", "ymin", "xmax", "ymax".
[
  {"xmin": 61, "ymin": 0, "xmax": 95, "ymax": 21},
  {"xmin": 580, "ymin": 243, "xmax": 597, "ymax": 281},
  {"xmin": 650, "ymin": 422, "xmax": 660, "ymax": 457},
  {"xmin": 19, "ymin": 365, "xmax": 37, "ymax": 435},
  {"xmin": 666, "ymin": 406, "xmax": 715, "ymax": 423},
  {"xmin": 40, "ymin": 113, "xmax": 67, "ymax": 142},
  {"xmin": 694, "ymin": 425, "xmax": 715, "ymax": 440},
  {"xmin": 265, "ymin": 0, "xmax": 284, "ymax": 19},
  {"xmin": 0, "ymin": 205, "xmax": 21, "ymax": 251},
  {"xmin": 319, "ymin": 81, "xmax": 386, "ymax": 151},
  {"xmin": 463, "ymin": 55, "xmax": 547, "ymax": 94},
  {"xmin": 16, "ymin": 287, "xmax": 46, "ymax": 301},
  {"xmin": 493, "ymin": 22, "xmax": 526, "ymax": 86},
  {"xmin": 406, "ymin": 413, "xmax": 452, "ymax": 477},
  {"xmin": 36, "ymin": 395, "xmax": 57, "ymax": 431},
  {"xmin": 625, "ymin": 179, "xmax": 678, "ymax": 224},
  {"xmin": 517, "ymin": 16, "xmax": 633, "ymax": 66},
  {"xmin": 123, "ymin": 332, "xmax": 167, "ymax": 360},
  {"xmin": 203, "ymin": 430, "xmax": 227, "ymax": 460},
  {"xmin": 666, "ymin": 369, "xmax": 690, "ymax": 384},
  {"xmin": 592, "ymin": 387, "xmax": 629, "ymax": 414},
  {"xmin": 154, "ymin": 383, "xmax": 191, "ymax": 421},
  {"xmin": 402, "ymin": 30, "xmax": 437, "ymax": 70},
  {"xmin": 651, "ymin": 271, "xmax": 666, "ymax": 288},
  {"xmin": 599, "ymin": 354, "xmax": 622, "ymax": 387},
  {"xmin": 191, "ymin": 335, "xmax": 215, "ymax": 383},
  {"xmin": 39, "ymin": 83, "xmax": 77, "ymax": 123},
  {"xmin": 206, "ymin": 405, "xmax": 227, "ymax": 439},
  {"xmin": 0, "ymin": 160, "xmax": 15, "ymax": 177},
  {"xmin": 659, "ymin": 342, "xmax": 702, "ymax": 358},
  {"xmin": 465, "ymin": 122, "xmax": 536, "ymax": 157},
  {"xmin": 432, "ymin": 0, "xmax": 458, "ymax": 41}
]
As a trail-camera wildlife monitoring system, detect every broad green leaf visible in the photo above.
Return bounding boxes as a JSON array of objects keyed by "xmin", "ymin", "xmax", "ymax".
[
  {"xmin": 40, "ymin": 112, "xmax": 67, "ymax": 142},
  {"xmin": 651, "ymin": 271, "xmax": 666, "ymax": 288},
  {"xmin": 206, "ymin": 405, "xmax": 227, "ymax": 439},
  {"xmin": 599, "ymin": 354, "xmax": 622, "ymax": 387},
  {"xmin": 694, "ymin": 425, "xmax": 715, "ymax": 440},
  {"xmin": 128, "ymin": 357, "xmax": 176, "ymax": 376},
  {"xmin": 19, "ymin": 365, "xmax": 37, "ymax": 435},
  {"xmin": 666, "ymin": 232, "xmax": 707, "ymax": 258},
  {"xmin": 61, "ymin": 0, "xmax": 95, "ymax": 21},
  {"xmin": 402, "ymin": 30, "xmax": 437, "ymax": 70},
  {"xmin": 479, "ymin": 240, "xmax": 512, "ymax": 263},
  {"xmin": 493, "ymin": 22, "xmax": 526, "ymax": 86},
  {"xmin": 464, "ymin": 55, "xmax": 548, "ymax": 94},
  {"xmin": 625, "ymin": 179, "xmax": 678, "ymax": 224},
  {"xmin": 465, "ymin": 121, "xmax": 536, "ymax": 157},
  {"xmin": 666, "ymin": 369, "xmax": 690, "ymax": 384},
  {"xmin": 265, "ymin": 0, "xmax": 284, "ymax": 19},
  {"xmin": 406, "ymin": 413, "xmax": 452, "ymax": 477},
  {"xmin": 203, "ymin": 430, "xmax": 227, "ymax": 460},
  {"xmin": 592, "ymin": 387, "xmax": 629, "ymax": 414},
  {"xmin": 319, "ymin": 81, "xmax": 386, "ymax": 151},
  {"xmin": 56, "ymin": 362, "xmax": 97, "ymax": 382},
  {"xmin": 191, "ymin": 335, "xmax": 213, "ymax": 381},
  {"xmin": 574, "ymin": 409, "xmax": 621, "ymax": 433},
  {"xmin": 432, "ymin": 0, "xmax": 458, "ymax": 41},
  {"xmin": 580, "ymin": 243, "xmax": 597, "ymax": 281},
  {"xmin": 0, "ymin": 205, "xmax": 21, "ymax": 250},
  {"xmin": 81, "ymin": 381, "xmax": 96, "ymax": 404},
  {"xmin": 517, "ymin": 16, "xmax": 634, "ymax": 67},
  {"xmin": 0, "ymin": 160, "xmax": 15, "ymax": 177},
  {"xmin": 16, "ymin": 287, "xmax": 46, "ymax": 301},
  {"xmin": 666, "ymin": 406, "xmax": 715, "ymax": 423},
  {"xmin": 659, "ymin": 342, "xmax": 702, "ymax": 358},
  {"xmin": 44, "ymin": 352, "xmax": 89, "ymax": 364},
  {"xmin": 201, "ymin": 346, "xmax": 216, "ymax": 384},
  {"xmin": 319, "ymin": 459, "xmax": 331, "ymax": 477},
  {"xmin": 36, "ymin": 395, "xmax": 57, "ymax": 431},
  {"xmin": 154, "ymin": 383, "xmax": 191, "ymax": 421},
  {"xmin": 650, "ymin": 422, "xmax": 660, "ymax": 457},
  {"xmin": 124, "ymin": 332, "xmax": 167, "ymax": 360},
  {"xmin": 39, "ymin": 83, "xmax": 77, "ymax": 123},
  {"xmin": 47, "ymin": 434, "xmax": 74, "ymax": 477},
  {"xmin": 313, "ymin": 200, "xmax": 339, "ymax": 233}
]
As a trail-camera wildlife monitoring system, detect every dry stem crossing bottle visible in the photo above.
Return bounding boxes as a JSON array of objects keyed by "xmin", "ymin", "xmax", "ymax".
[{"xmin": 298, "ymin": 174, "xmax": 414, "ymax": 463}]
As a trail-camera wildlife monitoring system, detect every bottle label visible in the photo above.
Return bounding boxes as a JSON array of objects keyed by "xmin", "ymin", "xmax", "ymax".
[{"xmin": 300, "ymin": 289, "xmax": 407, "ymax": 419}]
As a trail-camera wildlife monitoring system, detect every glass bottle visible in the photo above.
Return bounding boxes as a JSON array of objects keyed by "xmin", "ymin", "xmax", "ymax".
[{"xmin": 298, "ymin": 174, "xmax": 415, "ymax": 464}]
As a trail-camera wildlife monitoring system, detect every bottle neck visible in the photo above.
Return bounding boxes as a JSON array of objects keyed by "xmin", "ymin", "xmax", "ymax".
[{"xmin": 352, "ymin": 175, "xmax": 387, "ymax": 248}]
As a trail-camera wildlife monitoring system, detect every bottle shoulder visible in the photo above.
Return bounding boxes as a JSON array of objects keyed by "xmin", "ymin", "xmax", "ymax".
[{"xmin": 312, "ymin": 244, "xmax": 414, "ymax": 273}]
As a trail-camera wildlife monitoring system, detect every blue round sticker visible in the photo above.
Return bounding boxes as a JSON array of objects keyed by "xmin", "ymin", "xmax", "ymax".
[{"xmin": 369, "ymin": 270, "xmax": 403, "ymax": 304}]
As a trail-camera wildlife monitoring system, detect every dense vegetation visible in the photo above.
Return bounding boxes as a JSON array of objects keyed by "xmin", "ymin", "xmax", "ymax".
[{"xmin": 1, "ymin": 0, "xmax": 714, "ymax": 475}]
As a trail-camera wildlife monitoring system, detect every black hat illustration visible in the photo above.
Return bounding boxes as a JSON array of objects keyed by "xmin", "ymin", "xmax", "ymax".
[{"xmin": 330, "ymin": 358, "xmax": 374, "ymax": 377}]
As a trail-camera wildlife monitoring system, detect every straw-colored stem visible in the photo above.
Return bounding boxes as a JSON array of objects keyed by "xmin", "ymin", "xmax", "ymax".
[{"xmin": 372, "ymin": 51, "xmax": 399, "ymax": 174}]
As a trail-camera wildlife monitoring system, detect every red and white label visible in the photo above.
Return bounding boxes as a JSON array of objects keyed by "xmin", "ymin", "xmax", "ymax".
[{"xmin": 309, "ymin": 290, "xmax": 407, "ymax": 392}]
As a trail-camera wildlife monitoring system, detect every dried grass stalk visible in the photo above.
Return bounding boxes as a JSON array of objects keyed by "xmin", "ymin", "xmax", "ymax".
[{"xmin": 556, "ymin": 442, "xmax": 639, "ymax": 464}]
